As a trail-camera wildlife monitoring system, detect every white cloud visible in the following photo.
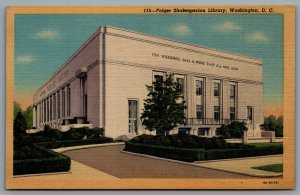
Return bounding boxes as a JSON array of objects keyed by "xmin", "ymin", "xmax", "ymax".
[
  {"xmin": 212, "ymin": 21, "xmax": 242, "ymax": 32},
  {"xmin": 16, "ymin": 55, "xmax": 33, "ymax": 63},
  {"xmin": 170, "ymin": 24, "xmax": 191, "ymax": 36},
  {"xmin": 245, "ymin": 32, "xmax": 270, "ymax": 42},
  {"xmin": 36, "ymin": 30, "xmax": 58, "ymax": 39}
]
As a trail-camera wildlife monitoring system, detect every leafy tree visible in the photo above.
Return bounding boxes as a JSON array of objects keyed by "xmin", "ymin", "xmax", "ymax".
[
  {"xmin": 220, "ymin": 121, "xmax": 247, "ymax": 138},
  {"xmin": 13, "ymin": 111, "xmax": 27, "ymax": 139},
  {"xmin": 14, "ymin": 101, "xmax": 22, "ymax": 120},
  {"xmin": 261, "ymin": 115, "xmax": 283, "ymax": 137},
  {"xmin": 23, "ymin": 106, "xmax": 33, "ymax": 129},
  {"xmin": 140, "ymin": 73, "xmax": 186, "ymax": 136}
]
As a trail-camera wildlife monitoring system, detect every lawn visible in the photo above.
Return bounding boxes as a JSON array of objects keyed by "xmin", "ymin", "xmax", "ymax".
[
  {"xmin": 252, "ymin": 164, "xmax": 283, "ymax": 173},
  {"xmin": 248, "ymin": 142, "xmax": 283, "ymax": 148}
]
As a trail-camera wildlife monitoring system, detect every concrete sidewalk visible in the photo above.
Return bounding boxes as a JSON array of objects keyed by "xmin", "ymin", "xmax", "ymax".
[{"xmin": 194, "ymin": 155, "xmax": 283, "ymax": 177}]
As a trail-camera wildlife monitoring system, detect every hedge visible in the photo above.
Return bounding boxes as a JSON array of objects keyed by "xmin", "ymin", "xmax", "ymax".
[
  {"xmin": 14, "ymin": 145, "xmax": 53, "ymax": 160},
  {"xmin": 35, "ymin": 137, "xmax": 113, "ymax": 149},
  {"xmin": 125, "ymin": 142, "xmax": 205, "ymax": 162},
  {"xmin": 204, "ymin": 145, "xmax": 283, "ymax": 160},
  {"xmin": 125, "ymin": 142, "xmax": 283, "ymax": 162},
  {"xmin": 14, "ymin": 145, "xmax": 71, "ymax": 175},
  {"xmin": 130, "ymin": 134, "xmax": 253, "ymax": 150}
]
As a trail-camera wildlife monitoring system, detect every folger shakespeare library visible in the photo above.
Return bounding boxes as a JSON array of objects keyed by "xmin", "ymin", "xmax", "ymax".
[{"xmin": 33, "ymin": 26, "xmax": 264, "ymax": 138}]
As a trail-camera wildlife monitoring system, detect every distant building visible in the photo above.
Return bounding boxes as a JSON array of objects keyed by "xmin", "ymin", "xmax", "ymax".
[{"xmin": 33, "ymin": 26, "xmax": 264, "ymax": 138}]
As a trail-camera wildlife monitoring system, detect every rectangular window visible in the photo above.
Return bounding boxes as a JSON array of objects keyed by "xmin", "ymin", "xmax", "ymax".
[
  {"xmin": 67, "ymin": 85, "xmax": 71, "ymax": 116},
  {"xmin": 82, "ymin": 77, "xmax": 88, "ymax": 117},
  {"xmin": 196, "ymin": 80, "xmax": 203, "ymax": 96},
  {"xmin": 47, "ymin": 99, "xmax": 49, "ymax": 122},
  {"xmin": 128, "ymin": 100, "xmax": 138, "ymax": 134},
  {"xmin": 247, "ymin": 106, "xmax": 253, "ymax": 121},
  {"xmin": 198, "ymin": 128, "xmax": 210, "ymax": 137},
  {"xmin": 196, "ymin": 105, "xmax": 203, "ymax": 119},
  {"xmin": 230, "ymin": 107, "xmax": 235, "ymax": 120},
  {"xmin": 214, "ymin": 82, "xmax": 220, "ymax": 96},
  {"xmin": 176, "ymin": 77, "xmax": 184, "ymax": 95},
  {"xmin": 154, "ymin": 74, "xmax": 163, "ymax": 83},
  {"xmin": 39, "ymin": 104, "xmax": 41, "ymax": 123},
  {"xmin": 53, "ymin": 94, "xmax": 56, "ymax": 120},
  {"xmin": 153, "ymin": 72, "xmax": 165, "ymax": 93},
  {"xmin": 214, "ymin": 106, "xmax": 220, "ymax": 121},
  {"xmin": 39, "ymin": 104, "xmax": 41, "ymax": 124},
  {"xmin": 50, "ymin": 97, "xmax": 52, "ymax": 121},
  {"xmin": 43, "ymin": 101, "xmax": 46, "ymax": 122},
  {"xmin": 153, "ymin": 71, "xmax": 164, "ymax": 83},
  {"xmin": 62, "ymin": 90, "xmax": 65, "ymax": 118},
  {"xmin": 57, "ymin": 92, "xmax": 60, "ymax": 119},
  {"xmin": 178, "ymin": 128, "xmax": 191, "ymax": 135},
  {"xmin": 230, "ymin": 85, "xmax": 235, "ymax": 98}
]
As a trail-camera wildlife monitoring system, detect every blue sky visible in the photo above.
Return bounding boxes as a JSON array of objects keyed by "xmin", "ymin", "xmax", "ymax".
[{"xmin": 14, "ymin": 14, "xmax": 283, "ymax": 115}]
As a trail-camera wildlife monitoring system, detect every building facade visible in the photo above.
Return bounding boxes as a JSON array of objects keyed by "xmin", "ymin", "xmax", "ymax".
[{"xmin": 33, "ymin": 26, "xmax": 264, "ymax": 138}]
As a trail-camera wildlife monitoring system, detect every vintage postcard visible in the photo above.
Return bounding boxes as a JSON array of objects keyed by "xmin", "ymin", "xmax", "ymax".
[{"xmin": 6, "ymin": 6, "xmax": 295, "ymax": 189}]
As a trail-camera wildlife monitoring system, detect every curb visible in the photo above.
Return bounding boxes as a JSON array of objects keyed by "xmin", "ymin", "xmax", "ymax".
[
  {"xmin": 121, "ymin": 150, "xmax": 283, "ymax": 178},
  {"xmin": 13, "ymin": 171, "xmax": 71, "ymax": 178},
  {"xmin": 194, "ymin": 154, "xmax": 282, "ymax": 163},
  {"xmin": 54, "ymin": 142, "xmax": 125, "ymax": 153}
]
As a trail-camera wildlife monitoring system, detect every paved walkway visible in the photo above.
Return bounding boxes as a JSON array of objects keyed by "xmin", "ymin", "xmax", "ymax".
[
  {"xmin": 63, "ymin": 145, "xmax": 252, "ymax": 178},
  {"xmin": 194, "ymin": 155, "xmax": 283, "ymax": 177}
]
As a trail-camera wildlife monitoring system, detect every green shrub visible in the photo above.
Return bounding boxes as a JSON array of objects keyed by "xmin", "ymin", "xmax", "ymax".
[
  {"xmin": 89, "ymin": 127, "xmax": 105, "ymax": 138},
  {"xmin": 26, "ymin": 127, "xmax": 108, "ymax": 143},
  {"xmin": 44, "ymin": 128, "xmax": 63, "ymax": 141},
  {"xmin": 204, "ymin": 145, "xmax": 283, "ymax": 160},
  {"xmin": 129, "ymin": 134, "xmax": 248, "ymax": 150},
  {"xmin": 61, "ymin": 127, "xmax": 105, "ymax": 141},
  {"xmin": 261, "ymin": 115, "xmax": 283, "ymax": 137},
  {"xmin": 43, "ymin": 124, "xmax": 52, "ymax": 133},
  {"xmin": 126, "ymin": 136, "xmax": 282, "ymax": 161},
  {"xmin": 36, "ymin": 137, "xmax": 113, "ymax": 149},
  {"xmin": 13, "ymin": 145, "xmax": 71, "ymax": 175},
  {"xmin": 62, "ymin": 128, "xmax": 85, "ymax": 140},
  {"xmin": 125, "ymin": 142, "xmax": 205, "ymax": 162},
  {"xmin": 14, "ymin": 145, "xmax": 52, "ymax": 160},
  {"xmin": 219, "ymin": 121, "xmax": 247, "ymax": 138},
  {"xmin": 14, "ymin": 111, "xmax": 27, "ymax": 138}
]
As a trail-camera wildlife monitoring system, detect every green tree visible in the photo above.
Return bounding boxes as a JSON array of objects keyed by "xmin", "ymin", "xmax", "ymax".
[
  {"xmin": 13, "ymin": 111, "xmax": 27, "ymax": 138},
  {"xmin": 23, "ymin": 106, "xmax": 33, "ymax": 128},
  {"xmin": 140, "ymin": 73, "xmax": 186, "ymax": 136},
  {"xmin": 261, "ymin": 115, "xmax": 283, "ymax": 137},
  {"xmin": 14, "ymin": 101, "xmax": 22, "ymax": 120},
  {"xmin": 220, "ymin": 121, "xmax": 247, "ymax": 138}
]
